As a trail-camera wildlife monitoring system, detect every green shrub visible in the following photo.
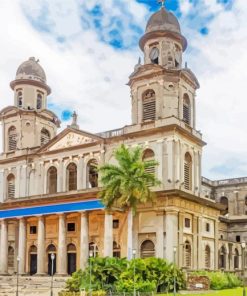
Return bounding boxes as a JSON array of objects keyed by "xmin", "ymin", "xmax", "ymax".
[
  {"xmin": 59, "ymin": 291, "xmax": 106, "ymax": 296},
  {"xmin": 191, "ymin": 271, "xmax": 242, "ymax": 290}
]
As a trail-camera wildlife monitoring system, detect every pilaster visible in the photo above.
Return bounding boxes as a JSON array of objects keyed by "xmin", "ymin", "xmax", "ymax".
[
  {"xmin": 18, "ymin": 217, "xmax": 26, "ymax": 274},
  {"xmin": 57, "ymin": 213, "xmax": 67, "ymax": 275},
  {"xmin": 37, "ymin": 216, "xmax": 46, "ymax": 275},
  {"xmin": 165, "ymin": 209, "xmax": 178, "ymax": 262},
  {"xmin": 104, "ymin": 211, "xmax": 113, "ymax": 257},
  {"xmin": 0, "ymin": 220, "xmax": 8, "ymax": 274},
  {"xmin": 80, "ymin": 212, "xmax": 89, "ymax": 270}
]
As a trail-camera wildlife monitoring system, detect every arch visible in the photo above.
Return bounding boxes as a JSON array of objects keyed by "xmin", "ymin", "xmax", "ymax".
[
  {"xmin": 220, "ymin": 196, "xmax": 229, "ymax": 214},
  {"xmin": 184, "ymin": 152, "xmax": 192, "ymax": 190},
  {"xmin": 37, "ymin": 93, "xmax": 42, "ymax": 109},
  {"xmin": 8, "ymin": 246, "xmax": 14, "ymax": 269},
  {"xmin": 183, "ymin": 94, "xmax": 191, "ymax": 125},
  {"xmin": 67, "ymin": 163, "xmax": 77, "ymax": 191},
  {"xmin": 89, "ymin": 242, "xmax": 99, "ymax": 257},
  {"xmin": 8, "ymin": 126, "xmax": 17, "ymax": 151},
  {"xmin": 7, "ymin": 174, "xmax": 15, "ymax": 199},
  {"xmin": 205, "ymin": 245, "xmax": 211, "ymax": 269},
  {"xmin": 218, "ymin": 245, "xmax": 227, "ymax": 269},
  {"xmin": 17, "ymin": 91, "xmax": 23, "ymax": 107},
  {"xmin": 47, "ymin": 166, "xmax": 57, "ymax": 194},
  {"xmin": 142, "ymin": 89, "xmax": 156, "ymax": 122},
  {"xmin": 113, "ymin": 241, "xmax": 121, "ymax": 258},
  {"xmin": 67, "ymin": 244, "xmax": 77, "ymax": 275},
  {"xmin": 87, "ymin": 159, "xmax": 98, "ymax": 188},
  {"xmin": 234, "ymin": 248, "xmax": 239, "ymax": 269},
  {"xmin": 140, "ymin": 240, "xmax": 155, "ymax": 258},
  {"xmin": 29, "ymin": 245, "xmax": 37, "ymax": 275},
  {"xmin": 40, "ymin": 128, "xmax": 50, "ymax": 146},
  {"xmin": 47, "ymin": 244, "xmax": 56, "ymax": 276},
  {"xmin": 184, "ymin": 240, "xmax": 192, "ymax": 268}
]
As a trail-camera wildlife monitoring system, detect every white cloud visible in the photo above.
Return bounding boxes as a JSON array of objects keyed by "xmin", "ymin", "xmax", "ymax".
[{"xmin": 0, "ymin": 0, "xmax": 247, "ymax": 181}]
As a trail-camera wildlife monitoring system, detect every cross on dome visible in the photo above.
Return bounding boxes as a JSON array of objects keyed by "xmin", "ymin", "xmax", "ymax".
[{"xmin": 158, "ymin": 0, "xmax": 166, "ymax": 8}]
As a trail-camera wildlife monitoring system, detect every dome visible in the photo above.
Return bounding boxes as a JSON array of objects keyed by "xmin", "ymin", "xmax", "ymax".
[
  {"xmin": 15, "ymin": 57, "xmax": 46, "ymax": 83},
  {"xmin": 145, "ymin": 7, "xmax": 180, "ymax": 35}
]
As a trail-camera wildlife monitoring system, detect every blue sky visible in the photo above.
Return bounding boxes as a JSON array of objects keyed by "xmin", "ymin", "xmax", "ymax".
[{"xmin": 0, "ymin": 0, "xmax": 247, "ymax": 180}]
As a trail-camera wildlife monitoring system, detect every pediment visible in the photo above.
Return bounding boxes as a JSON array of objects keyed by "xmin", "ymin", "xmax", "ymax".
[{"xmin": 42, "ymin": 128, "xmax": 102, "ymax": 152}]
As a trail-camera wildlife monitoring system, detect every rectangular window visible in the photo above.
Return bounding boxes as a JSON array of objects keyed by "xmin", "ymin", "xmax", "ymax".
[
  {"xmin": 206, "ymin": 223, "xmax": 210, "ymax": 232},
  {"xmin": 113, "ymin": 219, "xmax": 119, "ymax": 229},
  {"xmin": 30, "ymin": 226, "xmax": 37, "ymax": 234},
  {"xmin": 67, "ymin": 222, "xmax": 75, "ymax": 232},
  {"xmin": 236, "ymin": 235, "xmax": 241, "ymax": 242},
  {"xmin": 185, "ymin": 218, "xmax": 191, "ymax": 228}
]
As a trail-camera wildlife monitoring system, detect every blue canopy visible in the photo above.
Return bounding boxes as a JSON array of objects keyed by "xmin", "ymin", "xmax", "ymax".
[{"xmin": 0, "ymin": 199, "xmax": 104, "ymax": 219}]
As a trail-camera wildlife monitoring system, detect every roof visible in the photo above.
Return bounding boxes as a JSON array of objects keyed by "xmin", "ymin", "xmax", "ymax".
[{"xmin": 15, "ymin": 57, "xmax": 46, "ymax": 83}]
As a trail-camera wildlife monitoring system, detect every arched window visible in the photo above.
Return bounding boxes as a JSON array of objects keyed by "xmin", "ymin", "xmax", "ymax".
[
  {"xmin": 67, "ymin": 163, "xmax": 77, "ymax": 191},
  {"xmin": 37, "ymin": 94, "xmax": 42, "ymax": 109},
  {"xmin": 113, "ymin": 241, "xmax": 121, "ymax": 258},
  {"xmin": 143, "ymin": 149, "xmax": 155, "ymax": 185},
  {"xmin": 8, "ymin": 246, "xmax": 15, "ymax": 269},
  {"xmin": 184, "ymin": 152, "xmax": 192, "ymax": 190},
  {"xmin": 234, "ymin": 248, "xmax": 239, "ymax": 269},
  {"xmin": 205, "ymin": 245, "xmax": 211, "ymax": 269},
  {"xmin": 87, "ymin": 159, "xmax": 98, "ymax": 188},
  {"xmin": 140, "ymin": 240, "xmax": 155, "ymax": 258},
  {"xmin": 220, "ymin": 196, "xmax": 229, "ymax": 214},
  {"xmin": 40, "ymin": 129, "xmax": 50, "ymax": 146},
  {"xmin": 149, "ymin": 47, "xmax": 159, "ymax": 64},
  {"xmin": 219, "ymin": 245, "xmax": 226, "ymax": 269},
  {"xmin": 142, "ymin": 90, "xmax": 156, "ymax": 122},
  {"xmin": 47, "ymin": 166, "xmax": 57, "ymax": 194},
  {"xmin": 17, "ymin": 91, "xmax": 23, "ymax": 107},
  {"xmin": 7, "ymin": 174, "xmax": 15, "ymax": 199},
  {"xmin": 184, "ymin": 241, "xmax": 192, "ymax": 268},
  {"xmin": 183, "ymin": 94, "xmax": 191, "ymax": 125},
  {"xmin": 89, "ymin": 242, "xmax": 99, "ymax": 257},
  {"xmin": 8, "ymin": 126, "xmax": 17, "ymax": 151}
]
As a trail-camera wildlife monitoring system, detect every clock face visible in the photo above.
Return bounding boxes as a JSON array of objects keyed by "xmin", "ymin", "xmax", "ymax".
[{"xmin": 150, "ymin": 47, "xmax": 159, "ymax": 61}]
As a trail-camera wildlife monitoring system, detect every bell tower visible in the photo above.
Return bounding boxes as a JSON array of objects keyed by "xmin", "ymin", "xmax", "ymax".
[
  {"xmin": 0, "ymin": 57, "xmax": 60, "ymax": 153},
  {"xmin": 129, "ymin": 5, "xmax": 199, "ymax": 129}
]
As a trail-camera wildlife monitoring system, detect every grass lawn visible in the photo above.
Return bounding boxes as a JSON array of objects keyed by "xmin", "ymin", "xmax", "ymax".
[{"xmin": 160, "ymin": 287, "xmax": 244, "ymax": 296}]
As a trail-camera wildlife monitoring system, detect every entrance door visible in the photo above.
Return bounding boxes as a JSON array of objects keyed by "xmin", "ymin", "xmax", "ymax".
[
  {"xmin": 67, "ymin": 253, "xmax": 76, "ymax": 275},
  {"xmin": 30, "ymin": 254, "xmax": 37, "ymax": 275},
  {"xmin": 48, "ymin": 254, "xmax": 56, "ymax": 276}
]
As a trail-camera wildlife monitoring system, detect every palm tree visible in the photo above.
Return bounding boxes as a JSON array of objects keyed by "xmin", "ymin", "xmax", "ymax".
[{"xmin": 98, "ymin": 144, "xmax": 161, "ymax": 259}]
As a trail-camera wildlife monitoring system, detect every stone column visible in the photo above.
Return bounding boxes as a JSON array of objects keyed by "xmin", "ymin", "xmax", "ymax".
[
  {"xmin": 77, "ymin": 157, "xmax": 84, "ymax": 190},
  {"xmin": 197, "ymin": 216, "xmax": 203, "ymax": 269},
  {"xmin": 80, "ymin": 212, "xmax": 89, "ymax": 270},
  {"xmin": 167, "ymin": 140, "xmax": 174, "ymax": 187},
  {"xmin": 18, "ymin": 218, "xmax": 26, "ymax": 274},
  {"xmin": 214, "ymin": 220, "xmax": 219, "ymax": 270},
  {"xmin": 0, "ymin": 169, "xmax": 4, "ymax": 202},
  {"xmin": 165, "ymin": 210, "xmax": 178, "ymax": 263},
  {"xmin": 57, "ymin": 214, "xmax": 67, "ymax": 275},
  {"xmin": 178, "ymin": 212, "xmax": 184, "ymax": 268},
  {"xmin": 0, "ymin": 219, "xmax": 8, "ymax": 274},
  {"xmin": 37, "ymin": 216, "xmax": 46, "ymax": 275},
  {"xmin": 104, "ymin": 211, "xmax": 113, "ymax": 257},
  {"xmin": 127, "ymin": 209, "xmax": 133, "ymax": 260},
  {"xmin": 192, "ymin": 216, "xmax": 198, "ymax": 270},
  {"xmin": 57, "ymin": 160, "xmax": 63, "ymax": 193},
  {"xmin": 156, "ymin": 211, "xmax": 164, "ymax": 258}
]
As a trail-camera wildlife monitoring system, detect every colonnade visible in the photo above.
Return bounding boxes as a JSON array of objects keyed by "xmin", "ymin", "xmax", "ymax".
[{"xmin": 0, "ymin": 211, "xmax": 115, "ymax": 275}]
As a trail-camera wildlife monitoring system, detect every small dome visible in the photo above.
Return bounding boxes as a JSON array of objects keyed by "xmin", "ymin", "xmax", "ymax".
[
  {"xmin": 146, "ymin": 7, "xmax": 180, "ymax": 35},
  {"xmin": 16, "ymin": 57, "xmax": 46, "ymax": 83}
]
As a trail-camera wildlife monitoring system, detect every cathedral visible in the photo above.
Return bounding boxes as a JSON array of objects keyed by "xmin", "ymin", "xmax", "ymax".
[{"xmin": 0, "ymin": 5, "xmax": 245, "ymax": 277}]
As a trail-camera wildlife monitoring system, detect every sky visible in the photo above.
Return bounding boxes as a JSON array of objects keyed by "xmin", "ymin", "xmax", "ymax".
[{"xmin": 0, "ymin": 0, "xmax": 247, "ymax": 180}]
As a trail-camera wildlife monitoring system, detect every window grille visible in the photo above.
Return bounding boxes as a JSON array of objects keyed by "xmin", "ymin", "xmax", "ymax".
[
  {"xmin": 37, "ymin": 94, "xmax": 42, "ymax": 109},
  {"xmin": 47, "ymin": 166, "xmax": 57, "ymax": 194},
  {"xmin": 205, "ymin": 245, "xmax": 210, "ymax": 269},
  {"xmin": 8, "ymin": 126, "xmax": 17, "ymax": 151},
  {"xmin": 184, "ymin": 153, "xmax": 192, "ymax": 190},
  {"xmin": 143, "ymin": 149, "xmax": 155, "ymax": 186},
  {"xmin": 140, "ymin": 240, "xmax": 155, "ymax": 258},
  {"xmin": 40, "ymin": 129, "xmax": 50, "ymax": 146},
  {"xmin": 142, "ymin": 90, "xmax": 156, "ymax": 122},
  {"xmin": 67, "ymin": 163, "xmax": 77, "ymax": 191},
  {"xmin": 183, "ymin": 94, "xmax": 191, "ymax": 125},
  {"xmin": 7, "ymin": 174, "xmax": 15, "ymax": 199},
  {"xmin": 184, "ymin": 241, "xmax": 191, "ymax": 268}
]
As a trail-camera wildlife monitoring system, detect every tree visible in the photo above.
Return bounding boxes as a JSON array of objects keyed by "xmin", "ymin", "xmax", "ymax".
[{"xmin": 98, "ymin": 144, "xmax": 161, "ymax": 258}]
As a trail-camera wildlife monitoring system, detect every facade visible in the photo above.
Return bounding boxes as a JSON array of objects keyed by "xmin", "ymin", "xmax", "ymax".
[{"xmin": 0, "ymin": 6, "xmax": 244, "ymax": 277}]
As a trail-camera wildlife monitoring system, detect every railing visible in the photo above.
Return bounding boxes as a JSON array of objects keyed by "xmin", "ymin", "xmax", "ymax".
[
  {"xmin": 97, "ymin": 128, "xmax": 124, "ymax": 138},
  {"xmin": 202, "ymin": 176, "xmax": 247, "ymax": 187}
]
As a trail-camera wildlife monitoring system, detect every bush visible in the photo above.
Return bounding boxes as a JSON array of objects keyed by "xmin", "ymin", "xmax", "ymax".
[
  {"xmin": 59, "ymin": 291, "xmax": 106, "ymax": 296},
  {"xmin": 191, "ymin": 271, "xmax": 242, "ymax": 290}
]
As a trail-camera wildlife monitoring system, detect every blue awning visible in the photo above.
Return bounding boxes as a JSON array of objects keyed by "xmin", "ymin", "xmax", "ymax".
[{"xmin": 0, "ymin": 199, "xmax": 104, "ymax": 219}]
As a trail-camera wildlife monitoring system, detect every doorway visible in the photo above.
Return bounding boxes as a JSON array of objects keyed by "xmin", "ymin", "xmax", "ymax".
[
  {"xmin": 29, "ymin": 245, "xmax": 37, "ymax": 275},
  {"xmin": 47, "ymin": 244, "xmax": 57, "ymax": 276},
  {"xmin": 67, "ymin": 244, "xmax": 76, "ymax": 275}
]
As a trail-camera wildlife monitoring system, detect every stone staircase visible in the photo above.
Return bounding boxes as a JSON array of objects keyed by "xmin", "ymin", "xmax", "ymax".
[{"xmin": 0, "ymin": 276, "xmax": 68, "ymax": 296}]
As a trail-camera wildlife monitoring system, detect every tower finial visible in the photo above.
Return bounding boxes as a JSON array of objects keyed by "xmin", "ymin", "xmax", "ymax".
[
  {"xmin": 158, "ymin": 0, "xmax": 165, "ymax": 8},
  {"xmin": 69, "ymin": 111, "xmax": 79, "ymax": 130}
]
